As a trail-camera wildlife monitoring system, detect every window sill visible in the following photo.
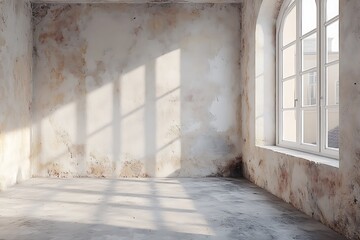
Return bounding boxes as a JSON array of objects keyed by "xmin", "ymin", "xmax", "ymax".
[{"xmin": 256, "ymin": 145, "xmax": 339, "ymax": 169}]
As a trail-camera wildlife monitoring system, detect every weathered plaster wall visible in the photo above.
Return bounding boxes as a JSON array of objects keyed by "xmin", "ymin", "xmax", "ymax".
[
  {"xmin": 0, "ymin": 0, "xmax": 33, "ymax": 191},
  {"xmin": 240, "ymin": 0, "xmax": 360, "ymax": 239},
  {"xmin": 32, "ymin": 3, "xmax": 242, "ymax": 178}
]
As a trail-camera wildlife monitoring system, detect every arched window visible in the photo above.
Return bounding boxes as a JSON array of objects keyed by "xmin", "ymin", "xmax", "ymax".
[{"xmin": 277, "ymin": 0, "xmax": 339, "ymax": 158}]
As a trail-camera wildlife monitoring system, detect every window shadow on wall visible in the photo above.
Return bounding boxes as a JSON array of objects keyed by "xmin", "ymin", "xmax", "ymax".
[{"xmin": 30, "ymin": 3, "xmax": 242, "ymax": 179}]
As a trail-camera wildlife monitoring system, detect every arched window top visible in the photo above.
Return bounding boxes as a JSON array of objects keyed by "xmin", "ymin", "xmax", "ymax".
[
  {"xmin": 276, "ymin": 0, "xmax": 339, "ymax": 158},
  {"xmin": 281, "ymin": 3, "xmax": 296, "ymax": 47}
]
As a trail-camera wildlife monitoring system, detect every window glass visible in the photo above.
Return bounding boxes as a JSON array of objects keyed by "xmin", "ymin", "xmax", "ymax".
[
  {"xmin": 283, "ymin": 78, "xmax": 296, "ymax": 108},
  {"xmin": 283, "ymin": 6, "xmax": 297, "ymax": 46},
  {"xmin": 326, "ymin": 0, "xmax": 339, "ymax": 21},
  {"xmin": 302, "ymin": 72, "xmax": 317, "ymax": 106},
  {"xmin": 302, "ymin": 33, "xmax": 317, "ymax": 71},
  {"xmin": 283, "ymin": 44, "xmax": 296, "ymax": 78},
  {"xmin": 326, "ymin": 20, "xmax": 339, "ymax": 63},
  {"xmin": 326, "ymin": 108, "xmax": 339, "ymax": 149},
  {"xmin": 326, "ymin": 63, "xmax": 339, "ymax": 105},
  {"xmin": 303, "ymin": 109, "xmax": 317, "ymax": 145},
  {"xmin": 302, "ymin": 0, "xmax": 317, "ymax": 35},
  {"xmin": 283, "ymin": 110, "xmax": 297, "ymax": 142}
]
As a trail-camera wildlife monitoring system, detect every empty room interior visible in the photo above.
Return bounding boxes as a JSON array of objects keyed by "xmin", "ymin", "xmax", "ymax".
[{"xmin": 0, "ymin": 0, "xmax": 359, "ymax": 239}]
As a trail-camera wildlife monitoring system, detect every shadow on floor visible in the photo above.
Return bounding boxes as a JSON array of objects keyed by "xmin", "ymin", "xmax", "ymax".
[{"xmin": 0, "ymin": 178, "xmax": 348, "ymax": 240}]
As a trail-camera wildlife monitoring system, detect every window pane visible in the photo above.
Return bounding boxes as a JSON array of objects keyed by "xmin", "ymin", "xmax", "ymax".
[
  {"xmin": 302, "ymin": 72, "xmax": 317, "ymax": 106},
  {"xmin": 327, "ymin": 108, "xmax": 339, "ymax": 149},
  {"xmin": 302, "ymin": 33, "xmax": 317, "ymax": 71},
  {"xmin": 302, "ymin": 0, "xmax": 317, "ymax": 35},
  {"xmin": 326, "ymin": 0, "xmax": 339, "ymax": 21},
  {"xmin": 283, "ymin": 110, "xmax": 297, "ymax": 142},
  {"xmin": 326, "ymin": 63, "xmax": 339, "ymax": 105},
  {"xmin": 283, "ymin": 6, "xmax": 297, "ymax": 46},
  {"xmin": 326, "ymin": 20, "xmax": 339, "ymax": 63},
  {"xmin": 283, "ymin": 78, "xmax": 296, "ymax": 108},
  {"xmin": 303, "ymin": 109, "xmax": 317, "ymax": 145},
  {"xmin": 283, "ymin": 44, "xmax": 296, "ymax": 78}
]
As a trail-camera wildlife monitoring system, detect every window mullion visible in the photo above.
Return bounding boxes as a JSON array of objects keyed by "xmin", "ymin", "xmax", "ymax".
[
  {"xmin": 320, "ymin": 0, "xmax": 326, "ymax": 154},
  {"xmin": 317, "ymin": 0, "xmax": 321, "ymax": 153},
  {"xmin": 325, "ymin": 59, "xmax": 339, "ymax": 68},
  {"xmin": 300, "ymin": 28, "xmax": 317, "ymax": 40},
  {"xmin": 324, "ymin": 15, "xmax": 339, "ymax": 27},
  {"xmin": 296, "ymin": 0, "xmax": 302, "ymax": 147}
]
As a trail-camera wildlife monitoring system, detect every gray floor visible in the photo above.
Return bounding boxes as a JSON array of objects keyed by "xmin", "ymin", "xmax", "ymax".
[{"xmin": 0, "ymin": 178, "xmax": 347, "ymax": 240}]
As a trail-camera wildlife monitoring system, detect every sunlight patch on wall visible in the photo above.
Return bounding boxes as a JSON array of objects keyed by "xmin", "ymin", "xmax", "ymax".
[
  {"xmin": 121, "ymin": 66, "xmax": 146, "ymax": 161},
  {"xmin": 155, "ymin": 49, "xmax": 181, "ymax": 176}
]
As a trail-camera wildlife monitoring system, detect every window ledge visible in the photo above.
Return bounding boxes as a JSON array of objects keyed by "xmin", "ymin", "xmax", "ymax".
[{"xmin": 256, "ymin": 145, "xmax": 339, "ymax": 168}]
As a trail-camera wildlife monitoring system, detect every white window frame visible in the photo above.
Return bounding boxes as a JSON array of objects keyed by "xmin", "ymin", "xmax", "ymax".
[{"xmin": 276, "ymin": 0, "xmax": 339, "ymax": 159}]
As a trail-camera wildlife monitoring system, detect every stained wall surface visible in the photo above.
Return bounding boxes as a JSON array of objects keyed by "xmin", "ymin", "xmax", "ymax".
[
  {"xmin": 240, "ymin": 0, "xmax": 360, "ymax": 239},
  {"xmin": 0, "ymin": 0, "xmax": 33, "ymax": 190},
  {"xmin": 32, "ymin": 3, "xmax": 242, "ymax": 178}
]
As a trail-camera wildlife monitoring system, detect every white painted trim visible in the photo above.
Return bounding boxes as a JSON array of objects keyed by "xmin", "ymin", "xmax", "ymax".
[
  {"xmin": 257, "ymin": 145, "xmax": 339, "ymax": 168},
  {"xmin": 276, "ymin": 0, "xmax": 339, "ymax": 159}
]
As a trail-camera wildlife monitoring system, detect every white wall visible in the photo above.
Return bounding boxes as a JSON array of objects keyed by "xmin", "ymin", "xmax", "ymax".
[
  {"xmin": 240, "ymin": 0, "xmax": 360, "ymax": 239},
  {"xmin": 32, "ymin": 3, "xmax": 242, "ymax": 178},
  {"xmin": 0, "ymin": 0, "xmax": 33, "ymax": 190}
]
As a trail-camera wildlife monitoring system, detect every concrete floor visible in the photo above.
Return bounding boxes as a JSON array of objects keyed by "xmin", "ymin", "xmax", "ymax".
[{"xmin": 0, "ymin": 178, "xmax": 347, "ymax": 240}]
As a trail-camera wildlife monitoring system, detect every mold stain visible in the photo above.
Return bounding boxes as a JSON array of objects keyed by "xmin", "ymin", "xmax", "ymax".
[
  {"xmin": 306, "ymin": 162, "xmax": 340, "ymax": 199},
  {"xmin": 215, "ymin": 156, "xmax": 242, "ymax": 178},
  {"xmin": 39, "ymin": 31, "xmax": 64, "ymax": 44},
  {"xmin": 119, "ymin": 160, "xmax": 147, "ymax": 178},
  {"xmin": 278, "ymin": 163, "xmax": 288, "ymax": 194},
  {"xmin": 36, "ymin": 161, "xmax": 70, "ymax": 178},
  {"xmin": 146, "ymin": 5, "xmax": 207, "ymax": 35},
  {"xmin": 46, "ymin": 163, "xmax": 62, "ymax": 178},
  {"xmin": 32, "ymin": 4, "xmax": 50, "ymax": 24},
  {"xmin": 37, "ymin": 4, "xmax": 81, "ymax": 45},
  {"xmin": 258, "ymin": 159, "xmax": 263, "ymax": 167},
  {"xmin": 87, "ymin": 152, "xmax": 114, "ymax": 178},
  {"xmin": 50, "ymin": 4, "xmax": 72, "ymax": 20},
  {"xmin": 48, "ymin": 117, "xmax": 84, "ymax": 162}
]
